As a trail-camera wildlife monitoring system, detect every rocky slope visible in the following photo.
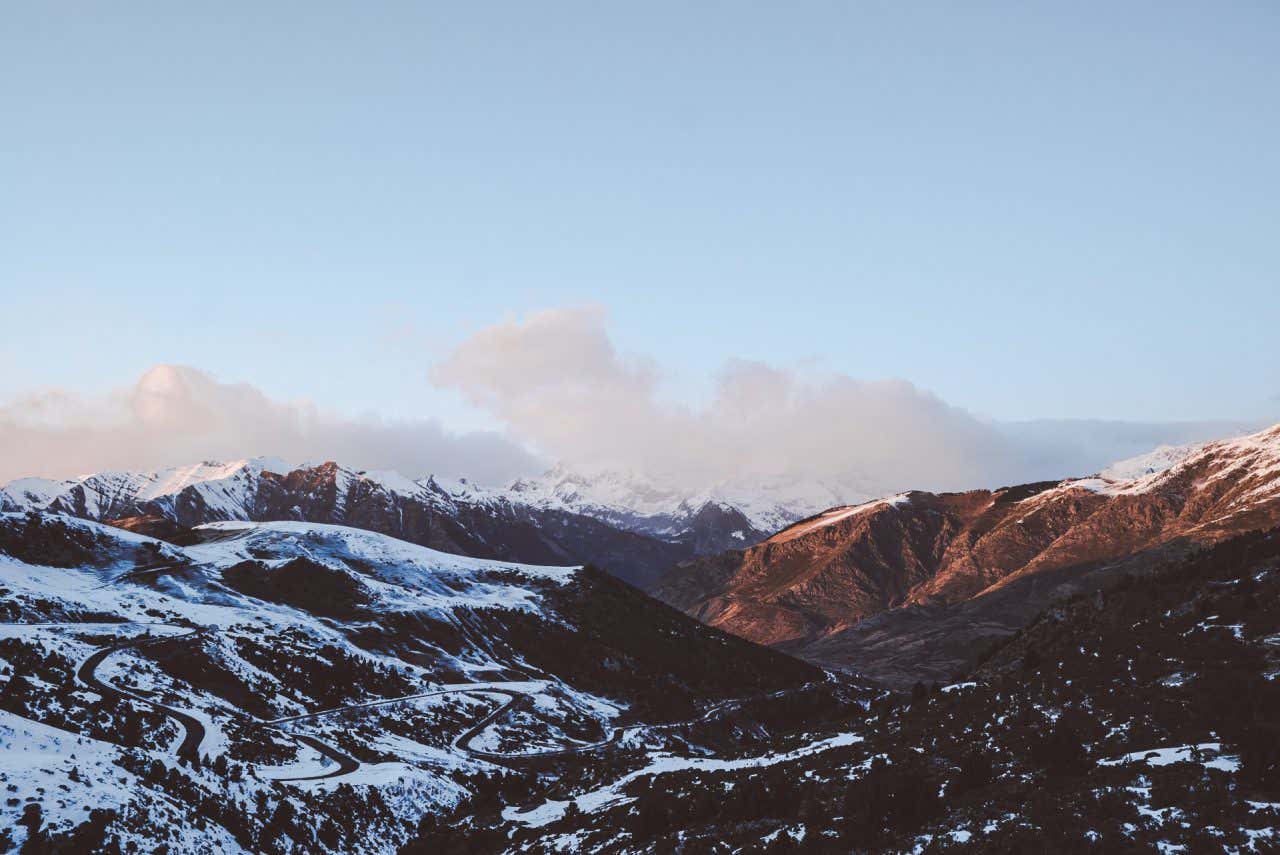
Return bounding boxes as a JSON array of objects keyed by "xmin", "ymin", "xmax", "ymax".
[{"xmin": 654, "ymin": 424, "xmax": 1280, "ymax": 685}]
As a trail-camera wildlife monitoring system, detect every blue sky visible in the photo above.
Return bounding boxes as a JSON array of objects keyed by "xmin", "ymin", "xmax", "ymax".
[{"xmin": 4, "ymin": 1, "xmax": 1278, "ymax": 446}]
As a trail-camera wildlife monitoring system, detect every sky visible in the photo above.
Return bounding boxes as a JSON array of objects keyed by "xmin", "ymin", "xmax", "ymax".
[{"xmin": 2, "ymin": 3, "xmax": 1278, "ymax": 487}]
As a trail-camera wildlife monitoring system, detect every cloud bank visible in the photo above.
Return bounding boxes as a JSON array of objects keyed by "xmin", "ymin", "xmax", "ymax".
[
  {"xmin": 0, "ymin": 364, "xmax": 539, "ymax": 484},
  {"xmin": 2, "ymin": 311, "xmax": 1257, "ymax": 496},
  {"xmin": 433, "ymin": 307, "xmax": 1256, "ymax": 493}
]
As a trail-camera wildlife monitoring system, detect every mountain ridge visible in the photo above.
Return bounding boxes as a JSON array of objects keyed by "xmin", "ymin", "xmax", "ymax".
[
  {"xmin": 654, "ymin": 423, "xmax": 1280, "ymax": 684},
  {"xmin": 1, "ymin": 459, "xmax": 807, "ymax": 589}
]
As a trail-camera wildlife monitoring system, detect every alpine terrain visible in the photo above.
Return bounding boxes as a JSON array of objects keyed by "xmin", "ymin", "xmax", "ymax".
[{"xmin": 1, "ymin": 429, "xmax": 1278, "ymax": 852}]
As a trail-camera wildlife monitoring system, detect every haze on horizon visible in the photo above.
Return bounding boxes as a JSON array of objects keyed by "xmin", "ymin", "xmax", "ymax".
[{"xmin": 3, "ymin": 3, "xmax": 1277, "ymax": 488}]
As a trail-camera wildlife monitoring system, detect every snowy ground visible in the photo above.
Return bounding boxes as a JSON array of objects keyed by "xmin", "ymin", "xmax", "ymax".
[{"xmin": 504, "ymin": 732, "xmax": 864, "ymax": 827}]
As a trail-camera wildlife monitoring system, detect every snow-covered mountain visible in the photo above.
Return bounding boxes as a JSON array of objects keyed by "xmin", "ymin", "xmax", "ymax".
[
  {"xmin": 506, "ymin": 463, "xmax": 875, "ymax": 539},
  {"xmin": 0, "ymin": 458, "xmax": 290, "ymax": 522},
  {"xmin": 0, "ymin": 459, "xmax": 863, "ymax": 589}
]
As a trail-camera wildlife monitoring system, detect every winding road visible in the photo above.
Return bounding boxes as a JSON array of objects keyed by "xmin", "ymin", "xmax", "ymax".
[
  {"xmin": 74, "ymin": 629, "xmax": 207, "ymax": 761},
  {"xmin": 49, "ymin": 619, "xmax": 823, "ymax": 783},
  {"xmin": 283, "ymin": 734, "xmax": 361, "ymax": 781},
  {"xmin": 458, "ymin": 679, "xmax": 826, "ymax": 761},
  {"xmin": 64, "ymin": 626, "xmax": 351, "ymax": 781}
]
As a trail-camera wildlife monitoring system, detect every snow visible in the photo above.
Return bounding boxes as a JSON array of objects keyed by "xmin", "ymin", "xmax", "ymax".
[
  {"xmin": 0, "ymin": 477, "xmax": 73, "ymax": 509},
  {"xmin": 186, "ymin": 706, "xmax": 229, "ymax": 759},
  {"xmin": 190, "ymin": 520, "xmax": 579, "ymax": 587},
  {"xmin": 3, "ymin": 507, "xmax": 852, "ymax": 851},
  {"xmin": 134, "ymin": 458, "xmax": 286, "ymax": 503},
  {"xmin": 0, "ymin": 709, "xmax": 140, "ymax": 836},
  {"xmin": 2, "ymin": 450, "xmax": 898, "ymax": 546},
  {"xmin": 1045, "ymin": 424, "xmax": 1280, "ymax": 501},
  {"xmin": 503, "ymin": 462, "xmax": 884, "ymax": 536},
  {"xmin": 361, "ymin": 469, "xmax": 429, "ymax": 497},
  {"xmin": 504, "ymin": 732, "xmax": 864, "ymax": 827},
  {"xmin": 940, "ymin": 682, "xmax": 976, "ymax": 693},
  {"xmin": 769, "ymin": 495, "xmax": 910, "ymax": 544},
  {"xmin": 0, "ymin": 512, "xmax": 598, "ymax": 730},
  {"xmin": 0, "ymin": 512, "xmax": 622, "ymax": 757},
  {"xmin": 256, "ymin": 741, "xmax": 341, "ymax": 781},
  {"xmin": 0, "ymin": 458, "xmax": 289, "ymax": 521},
  {"xmin": 1100, "ymin": 443, "xmax": 1204, "ymax": 481},
  {"xmin": 1099, "ymin": 742, "xmax": 1240, "ymax": 772}
]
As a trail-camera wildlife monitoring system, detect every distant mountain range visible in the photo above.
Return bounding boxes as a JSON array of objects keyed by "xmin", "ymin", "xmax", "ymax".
[
  {"xmin": 13, "ymin": 424, "xmax": 1276, "ymax": 689},
  {"xmin": 653, "ymin": 423, "xmax": 1280, "ymax": 685},
  {"xmin": 0, "ymin": 459, "xmax": 874, "ymax": 589}
]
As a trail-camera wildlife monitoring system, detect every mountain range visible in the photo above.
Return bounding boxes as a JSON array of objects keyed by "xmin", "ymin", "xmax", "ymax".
[
  {"xmin": 0, "ymin": 460, "xmax": 860, "ymax": 590},
  {"xmin": 2, "ymin": 424, "xmax": 1279, "ymax": 852},
  {"xmin": 9, "ymin": 425, "xmax": 1280, "ymax": 689}
]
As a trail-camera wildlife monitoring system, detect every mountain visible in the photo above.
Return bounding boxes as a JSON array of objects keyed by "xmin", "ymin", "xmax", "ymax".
[
  {"xmin": 654, "ymin": 423, "xmax": 1280, "ymax": 685},
  {"xmin": 0, "ymin": 459, "xmax": 827, "ymax": 590},
  {"xmin": 0, "ymin": 511, "xmax": 818, "ymax": 852}
]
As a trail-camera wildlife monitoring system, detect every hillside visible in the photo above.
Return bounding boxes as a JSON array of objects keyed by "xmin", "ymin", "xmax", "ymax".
[
  {"xmin": 655, "ymin": 424, "xmax": 1280, "ymax": 684},
  {"xmin": 489, "ymin": 527, "xmax": 1280, "ymax": 852},
  {"xmin": 0, "ymin": 511, "xmax": 817, "ymax": 852}
]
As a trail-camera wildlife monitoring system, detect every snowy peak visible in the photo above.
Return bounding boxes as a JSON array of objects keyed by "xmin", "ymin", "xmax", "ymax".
[
  {"xmin": 1054, "ymin": 422, "xmax": 1280, "ymax": 504},
  {"xmin": 501, "ymin": 462, "xmax": 877, "ymax": 537},
  {"xmin": 132, "ymin": 457, "xmax": 289, "ymax": 502},
  {"xmin": 0, "ymin": 477, "xmax": 74, "ymax": 511},
  {"xmin": 506, "ymin": 462, "xmax": 690, "ymax": 518},
  {"xmin": 1097, "ymin": 442, "xmax": 1202, "ymax": 482},
  {"xmin": 1, "ymin": 457, "xmax": 292, "ymax": 522}
]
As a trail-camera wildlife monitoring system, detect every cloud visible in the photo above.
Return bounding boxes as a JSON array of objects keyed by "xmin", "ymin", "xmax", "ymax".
[
  {"xmin": 433, "ymin": 307, "xmax": 1260, "ymax": 494},
  {"xmin": 432, "ymin": 305, "xmax": 1012, "ymax": 490},
  {"xmin": 4, "ymin": 316, "xmax": 1259, "ymax": 498},
  {"xmin": 0, "ymin": 364, "xmax": 540, "ymax": 485}
]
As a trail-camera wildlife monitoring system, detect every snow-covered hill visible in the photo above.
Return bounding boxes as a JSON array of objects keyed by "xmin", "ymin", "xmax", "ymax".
[{"xmin": 0, "ymin": 511, "xmax": 818, "ymax": 852}]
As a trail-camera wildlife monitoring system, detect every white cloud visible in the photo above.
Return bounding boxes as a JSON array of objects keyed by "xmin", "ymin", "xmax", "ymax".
[
  {"xmin": 3, "ymin": 313, "xmax": 1258, "ymax": 497},
  {"xmin": 0, "ymin": 364, "xmax": 540, "ymax": 485},
  {"xmin": 433, "ymin": 306, "xmax": 1259, "ymax": 493}
]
